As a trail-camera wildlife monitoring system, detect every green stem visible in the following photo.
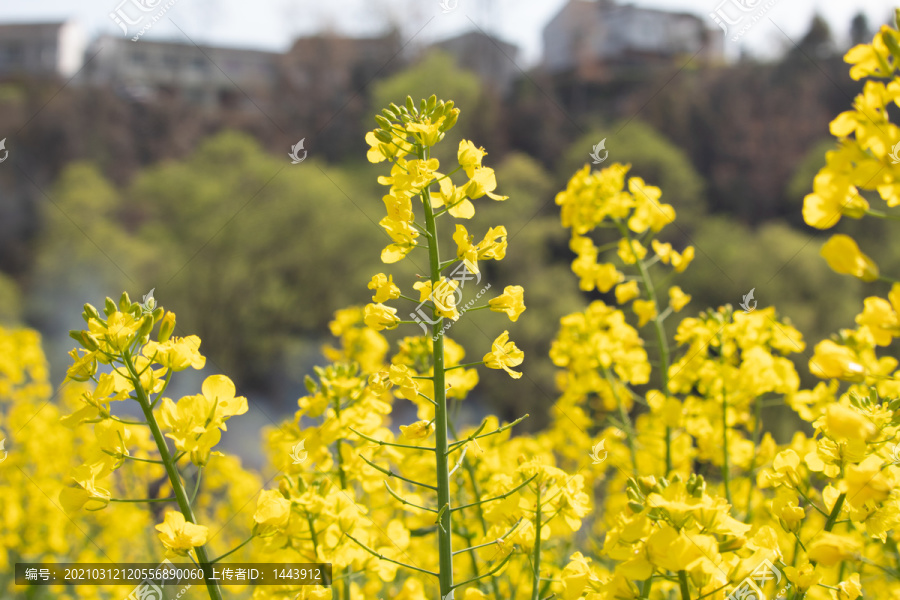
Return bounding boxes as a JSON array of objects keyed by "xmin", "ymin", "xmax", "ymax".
[
  {"xmin": 603, "ymin": 366, "xmax": 638, "ymax": 475},
  {"xmin": 678, "ymin": 570, "xmax": 691, "ymax": 600},
  {"xmin": 823, "ymin": 493, "xmax": 846, "ymax": 533},
  {"xmin": 531, "ymin": 483, "xmax": 543, "ymax": 600},
  {"xmin": 721, "ymin": 381, "xmax": 731, "ymax": 506},
  {"xmin": 421, "ymin": 151, "xmax": 454, "ymax": 599},
  {"xmin": 333, "ymin": 396, "xmax": 351, "ymax": 600},
  {"xmin": 798, "ymin": 493, "xmax": 846, "ymax": 600},
  {"xmin": 123, "ymin": 351, "xmax": 223, "ymax": 600},
  {"xmin": 210, "ymin": 535, "xmax": 255, "ymax": 563},
  {"xmin": 110, "ymin": 496, "xmax": 176, "ymax": 503},
  {"xmin": 744, "ymin": 398, "xmax": 762, "ymax": 521},
  {"xmin": 616, "ymin": 222, "xmax": 671, "ymax": 474}
]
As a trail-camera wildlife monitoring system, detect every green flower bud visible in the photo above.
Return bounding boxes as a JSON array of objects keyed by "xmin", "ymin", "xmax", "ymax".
[
  {"xmin": 157, "ymin": 311, "xmax": 175, "ymax": 343},
  {"xmin": 374, "ymin": 115, "xmax": 392, "ymax": 132},
  {"xmin": 82, "ymin": 303, "xmax": 101, "ymax": 323},
  {"xmin": 118, "ymin": 291, "xmax": 132, "ymax": 311}
]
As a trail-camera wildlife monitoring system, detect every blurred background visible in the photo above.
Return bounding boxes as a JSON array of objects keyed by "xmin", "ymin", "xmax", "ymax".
[{"xmin": 0, "ymin": 0, "xmax": 898, "ymax": 464}]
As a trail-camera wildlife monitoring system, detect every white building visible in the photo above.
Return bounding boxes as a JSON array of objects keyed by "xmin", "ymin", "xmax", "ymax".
[
  {"xmin": 544, "ymin": 0, "xmax": 722, "ymax": 78},
  {"xmin": 0, "ymin": 21, "xmax": 86, "ymax": 79},
  {"xmin": 84, "ymin": 36, "xmax": 280, "ymax": 108}
]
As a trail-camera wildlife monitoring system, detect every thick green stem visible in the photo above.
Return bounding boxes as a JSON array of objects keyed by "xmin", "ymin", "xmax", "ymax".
[
  {"xmin": 421, "ymin": 153, "xmax": 454, "ymax": 598},
  {"xmin": 123, "ymin": 352, "xmax": 223, "ymax": 600},
  {"xmin": 531, "ymin": 484, "xmax": 543, "ymax": 600},
  {"xmin": 678, "ymin": 570, "xmax": 691, "ymax": 600}
]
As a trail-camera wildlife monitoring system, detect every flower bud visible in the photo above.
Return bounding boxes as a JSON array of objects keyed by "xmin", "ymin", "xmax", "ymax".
[
  {"xmin": 82, "ymin": 303, "xmax": 101, "ymax": 323},
  {"xmin": 118, "ymin": 291, "xmax": 132, "ymax": 311},
  {"xmin": 137, "ymin": 314, "xmax": 154, "ymax": 342},
  {"xmin": 104, "ymin": 297, "xmax": 117, "ymax": 316},
  {"xmin": 157, "ymin": 311, "xmax": 176, "ymax": 343},
  {"xmin": 374, "ymin": 115, "xmax": 392, "ymax": 131}
]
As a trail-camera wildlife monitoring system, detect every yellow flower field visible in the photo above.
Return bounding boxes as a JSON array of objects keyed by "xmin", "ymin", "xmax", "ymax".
[{"xmin": 5, "ymin": 21, "xmax": 900, "ymax": 600}]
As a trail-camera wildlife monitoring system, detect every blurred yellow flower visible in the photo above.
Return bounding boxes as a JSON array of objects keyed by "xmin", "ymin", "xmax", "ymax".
[{"xmin": 820, "ymin": 234, "xmax": 879, "ymax": 281}]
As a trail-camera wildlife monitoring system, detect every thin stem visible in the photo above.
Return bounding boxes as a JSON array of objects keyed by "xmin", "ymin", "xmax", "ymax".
[
  {"xmin": 721, "ymin": 379, "xmax": 731, "ymax": 506},
  {"xmin": 359, "ymin": 454, "xmax": 437, "ymax": 490},
  {"xmin": 616, "ymin": 221, "xmax": 672, "ymax": 474},
  {"xmin": 110, "ymin": 496, "xmax": 176, "ymax": 503},
  {"xmin": 210, "ymin": 535, "xmax": 255, "ymax": 563},
  {"xmin": 447, "ymin": 414, "xmax": 529, "ymax": 454},
  {"xmin": 384, "ymin": 481, "xmax": 437, "ymax": 513},
  {"xmin": 345, "ymin": 533, "xmax": 438, "ymax": 578},
  {"xmin": 444, "ymin": 361, "xmax": 484, "ymax": 372},
  {"xmin": 349, "ymin": 427, "xmax": 435, "ymax": 452},
  {"xmin": 122, "ymin": 454, "xmax": 164, "ymax": 464},
  {"xmin": 190, "ymin": 467, "xmax": 203, "ymax": 505},
  {"xmin": 531, "ymin": 484, "xmax": 543, "ymax": 600},
  {"xmin": 602, "ymin": 366, "xmax": 638, "ymax": 476},
  {"xmin": 123, "ymin": 351, "xmax": 223, "ymax": 600},
  {"xmin": 452, "ymin": 474, "xmax": 537, "ymax": 512}
]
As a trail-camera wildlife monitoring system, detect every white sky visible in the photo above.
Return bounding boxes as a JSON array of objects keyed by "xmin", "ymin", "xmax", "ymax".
[{"xmin": 0, "ymin": 0, "xmax": 897, "ymax": 66}]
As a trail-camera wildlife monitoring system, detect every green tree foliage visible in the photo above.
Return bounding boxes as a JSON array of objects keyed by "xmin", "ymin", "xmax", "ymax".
[{"xmin": 129, "ymin": 132, "xmax": 390, "ymax": 388}]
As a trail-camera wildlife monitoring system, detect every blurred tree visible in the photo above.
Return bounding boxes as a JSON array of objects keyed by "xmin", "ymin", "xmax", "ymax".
[
  {"xmin": 26, "ymin": 163, "xmax": 150, "ymax": 379},
  {"xmin": 788, "ymin": 14, "xmax": 836, "ymax": 61},
  {"xmin": 129, "ymin": 132, "xmax": 400, "ymax": 394},
  {"xmin": 0, "ymin": 272, "xmax": 22, "ymax": 325},
  {"xmin": 784, "ymin": 138, "xmax": 833, "ymax": 227},
  {"xmin": 850, "ymin": 12, "xmax": 873, "ymax": 47}
]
